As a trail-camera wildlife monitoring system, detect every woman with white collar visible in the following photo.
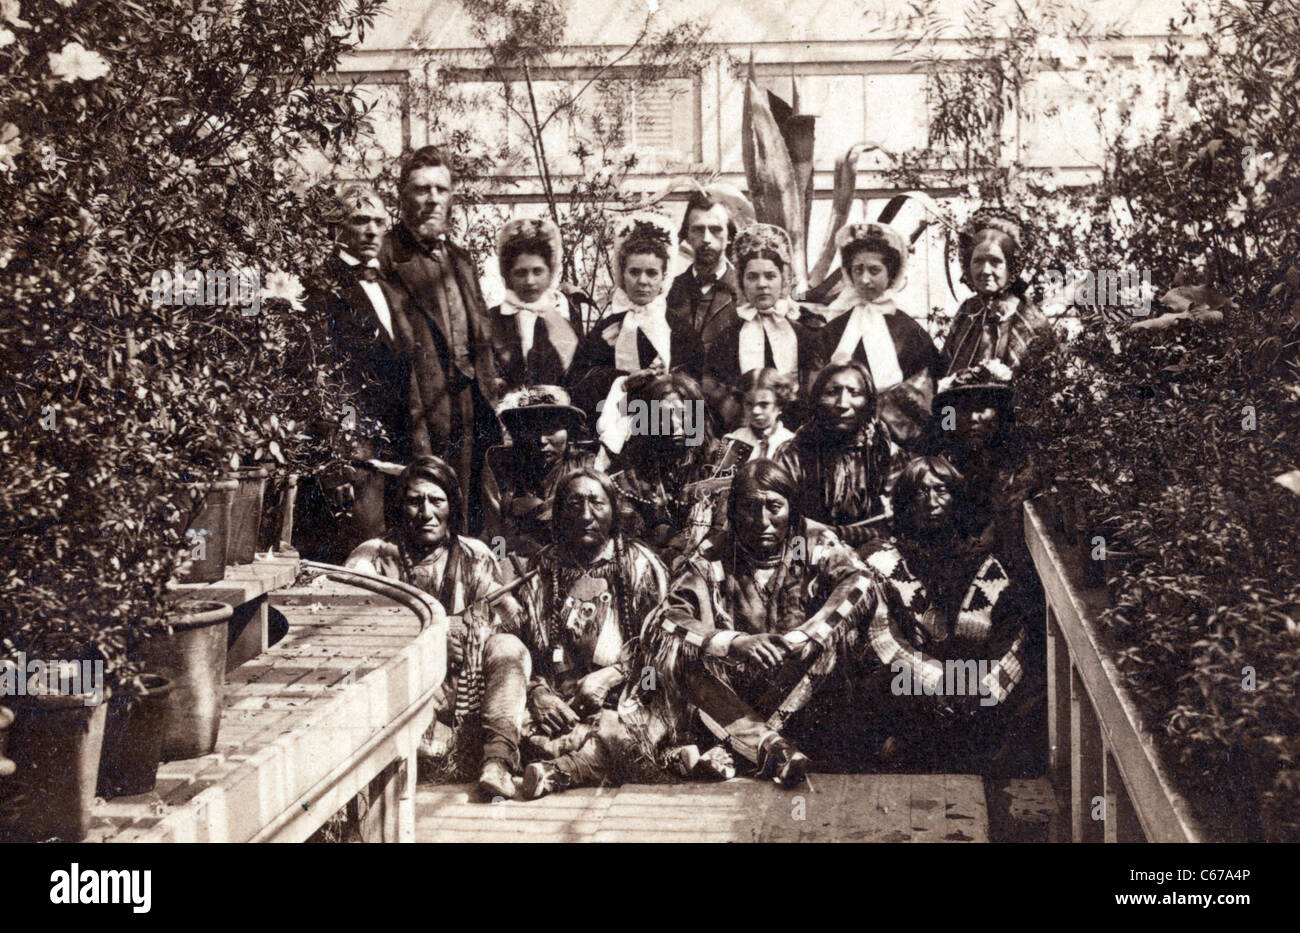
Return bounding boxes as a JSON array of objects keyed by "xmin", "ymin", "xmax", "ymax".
[
  {"xmin": 701, "ymin": 223, "xmax": 820, "ymax": 432},
  {"xmin": 568, "ymin": 213, "xmax": 704, "ymax": 441},
  {"xmin": 817, "ymin": 221, "xmax": 941, "ymax": 452},
  {"xmin": 486, "ymin": 216, "xmax": 591, "ymax": 392}
]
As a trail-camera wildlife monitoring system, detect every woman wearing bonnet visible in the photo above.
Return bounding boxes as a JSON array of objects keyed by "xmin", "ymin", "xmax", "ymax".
[
  {"xmin": 700, "ymin": 223, "xmax": 821, "ymax": 432},
  {"xmin": 486, "ymin": 216, "xmax": 590, "ymax": 392},
  {"xmin": 567, "ymin": 212, "xmax": 703, "ymax": 428},
  {"xmin": 940, "ymin": 207, "xmax": 1051, "ymax": 378},
  {"xmin": 817, "ymin": 221, "xmax": 941, "ymax": 452}
]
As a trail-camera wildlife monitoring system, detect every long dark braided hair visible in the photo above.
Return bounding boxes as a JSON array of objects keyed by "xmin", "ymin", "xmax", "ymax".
[{"xmin": 545, "ymin": 468, "xmax": 638, "ymax": 649}]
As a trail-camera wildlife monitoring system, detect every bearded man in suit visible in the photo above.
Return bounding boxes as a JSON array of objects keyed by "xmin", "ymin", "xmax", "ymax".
[
  {"xmin": 380, "ymin": 147, "xmax": 505, "ymax": 534},
  {"xmin": 665, "ymin": 190, "xmax": 741, "ymax": 347}
]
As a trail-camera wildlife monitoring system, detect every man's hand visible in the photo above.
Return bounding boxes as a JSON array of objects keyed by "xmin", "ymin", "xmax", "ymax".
[
  {"xmin": 572, "ymin": 666, "xmax": 623, "ymax": 715},
  {"xmin": 447, "ymin": 624, "xmax": 465, "ymax": 668},
  {"xmin": 530, "ymin": 688, "xmax": 579, "ymax": 736},
  {"xmin": 730, "ymin": 633, "xmax": 790, "ymax": 671}
]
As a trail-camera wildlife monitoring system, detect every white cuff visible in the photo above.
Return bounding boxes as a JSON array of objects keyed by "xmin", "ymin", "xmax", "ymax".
[{"xmin": 706, "ymin": 630, "xmax": 741, "ymax": 658}]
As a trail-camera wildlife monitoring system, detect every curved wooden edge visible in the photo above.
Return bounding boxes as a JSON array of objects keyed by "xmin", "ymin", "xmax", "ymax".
[
  {"xmin": 1024, "ymin": 500, "xmax": 1212, "ymax": 844},
  {"xmin": 124, "ymin": 569, "xmax": 447, "ymax": 843},
  {"xmin": 301, "ymin": 560, "xmax": 447, "ymax": 631}
]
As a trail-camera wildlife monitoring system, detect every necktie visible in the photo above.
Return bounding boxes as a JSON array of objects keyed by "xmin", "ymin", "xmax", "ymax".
[{"xmin": 356, "ymin": 266, "xmax": 380, "ymax": 283}]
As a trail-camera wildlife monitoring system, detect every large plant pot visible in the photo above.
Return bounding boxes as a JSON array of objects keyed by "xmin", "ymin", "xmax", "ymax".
[
  {"xmin": 0, "ymin": 679, "xmax": 109, "ymax": 842},
  {"xmin": 226, "ymin": 467, "xmax": 268, "ymax": 565},
  {"xmin": 0, "ymin": 691, "xmax": 14, "ymax": 778},
  {"xmin": 136, "ymin": 600, "xmax": 231, "ymax": 760},
  {"xmin": 179, "ymin": 478, "xmax": 238, "ymax": 584},
  {"xmin": 97, "ymin": 674, "xmax": 173, "ymax": 798}
]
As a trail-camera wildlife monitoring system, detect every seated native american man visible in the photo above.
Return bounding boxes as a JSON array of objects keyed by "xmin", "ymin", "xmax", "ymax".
[
  {"xmin": 606, "ymin": 370, "xmax": 751, "ymax": 569},
  {"xmin": 473, "ymin": 468, "xmax": 670, "ymax": 800},
  {"xmin": 636, "ymin": 459, "xmax": 881, "ymax": 784},
  {"xmin": 345, "ymin": 455, "xmax": 516, "ymax": 773},
  {"xmin": 865, "ymin": 455, "xmax": 1038, "ymax": 775},
  {"xmin": 482, "ymin": 385, "xmax": 597, "ymax": 559}
]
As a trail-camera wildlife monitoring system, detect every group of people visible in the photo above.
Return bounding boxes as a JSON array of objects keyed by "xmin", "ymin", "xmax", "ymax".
[{"xmin": 296, "ymin": 145, "xmax": 1053, "ymax": 801}]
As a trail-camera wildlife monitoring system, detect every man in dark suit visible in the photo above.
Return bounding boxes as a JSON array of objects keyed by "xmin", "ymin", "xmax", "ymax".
[
  {"xmin": 665, "ymin": 191, "xmax": 741, "ymax": 346},
  {"xmin": 380, "ymin": 147, "xmax": 504, "ymax": 535},
  {"xmin": 295, "ymin": 184, "xmax": 411, "ymax": 564}
]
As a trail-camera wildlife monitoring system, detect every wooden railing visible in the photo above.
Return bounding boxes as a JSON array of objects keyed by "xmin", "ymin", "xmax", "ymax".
[{"xmin": 1024, "ymin": 500, "xmax": 1210, "ymax": 843}]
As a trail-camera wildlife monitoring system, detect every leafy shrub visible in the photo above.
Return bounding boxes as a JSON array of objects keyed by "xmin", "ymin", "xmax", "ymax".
[
  {"xmin": 1015, "ymin": 304, "xmax": 1300, "ymax": 840},
  {"xmin": 0, "ymin": 0, "xmax": 385, "ymax": 686}
]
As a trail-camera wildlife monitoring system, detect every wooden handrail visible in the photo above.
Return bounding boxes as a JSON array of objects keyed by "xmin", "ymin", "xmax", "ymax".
[{"xmin": 1024, "ymin": 499, "xmax": 1212, "ymax": 843}]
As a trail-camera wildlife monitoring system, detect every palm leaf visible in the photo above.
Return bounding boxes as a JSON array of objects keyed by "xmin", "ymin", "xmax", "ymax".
[{"xmin": 742, "ymin": 57, "xmax": 807, "ymax": 288}]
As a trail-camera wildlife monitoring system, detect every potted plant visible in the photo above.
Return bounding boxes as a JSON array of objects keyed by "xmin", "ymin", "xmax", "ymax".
[
  {"xmin": 97, "ymin": 672, "xmax": 173, "ymax": 797},
  {"xmin": 0, "ymin": 0, "xmax": 388, "ymax": 837},
  {"xmin": 133, "ymin": 600, "xmax": 232, "ymax": 761},
  {"xmin": 0, "ymin": 660, "xmax": 110, "ymax": 842}
]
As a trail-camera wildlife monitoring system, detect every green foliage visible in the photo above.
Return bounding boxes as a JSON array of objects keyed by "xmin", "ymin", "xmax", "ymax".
[
  {"xmin": 889, "ymin": 0, "xmax": 1300, "ymax": 838},
  {"xmin": 1015, "ymin": 305, "xmax": 1300, "ymax": 840},
  {"xmin": 0, "ymin": 0, "xmax": 385, "ymax": 685}
]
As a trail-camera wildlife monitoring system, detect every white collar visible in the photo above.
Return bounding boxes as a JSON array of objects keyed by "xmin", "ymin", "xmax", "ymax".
[
  {"xmin": 339, "ymin": 250, "xmax": 380, "ymax": 269},
  {"xmin": 500, "ymin": 288, "xmax": 567, "ymax": 317},
  {"xmin": 736, "ymin": 297, "xmax": 800, "ymax": 322},
  {"xmin": 610, "ymin": 288, "xmax": 667, "ymax": 319},
  {"xmin": 828, "ymin": 284, "xmax": 899, "ymax": 316}
]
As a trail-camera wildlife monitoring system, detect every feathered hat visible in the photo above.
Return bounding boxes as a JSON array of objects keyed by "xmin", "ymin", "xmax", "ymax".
[
  {"xmin": 958, "ymin": 207, "xmax": 1026, "ymax": 288},
  {"xmin": 496, "ymin": 216, "xmax": 564, "ymax": 292},
  {"xmin": 932, "ymin": 359, "xmax": 1014, "ymax": 414},
  {"xmin": 835, "ymin": 221, "xmax": 910, "ymax": 292},
  {"xmin": 496, "ymin": 385, "xmax": 588, "ymax": 438}
]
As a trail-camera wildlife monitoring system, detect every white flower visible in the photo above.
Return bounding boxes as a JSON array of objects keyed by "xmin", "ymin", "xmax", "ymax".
[
  {"xmin": 260, "ymin": 269, "xmax": 304, "ymax": 309},
  {"xmin": 0, "ymin": 122, "xmax": 19, "ymax": 174},
  {"xmin": 0, "ymin": 0, "xmax": 29, "ymax": 28},
  {"xmin": 984, "ymin": 359, "xmax": 1013, "ymax": 382},
  {"xmin": 1226, "ymin": 192, "xmax": 1249, "ymax": 228},
  {"xmin": 48, "ymin": 42, "xmax": 111, "ymax": 82},
  {"xmin": 0, "ymin": 27, "xmax": 12, "ymax": 47}
]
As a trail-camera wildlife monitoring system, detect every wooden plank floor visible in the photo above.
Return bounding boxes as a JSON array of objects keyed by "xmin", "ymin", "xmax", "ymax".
[{"xmin": 416, "ymin": 773, "xmax": 988, "ymax": 842}]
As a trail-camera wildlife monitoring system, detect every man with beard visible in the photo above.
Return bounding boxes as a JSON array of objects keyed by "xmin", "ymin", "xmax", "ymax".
[
  {"xmin": 295, "ymin": 184, "xmax": 411, "ymax": 563},
  {"xmin": 513, "ymin": 459, "xmax": 880, "ymax": 798},
  {"xmin": 482, "ymin": 386, "xmax": 597, "ymax": 558},
  {"xmin": 380, "ymin": 147, "xmax": 504, "ymax": 534},
  {"xmin": 665, "ymin": 191, "xmax": 741, "ymax": 346}
]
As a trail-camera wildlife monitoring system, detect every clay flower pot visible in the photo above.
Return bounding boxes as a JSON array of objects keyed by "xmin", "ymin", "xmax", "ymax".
[
  {"xmin": 178, "ymin": 478, "xmax": 239, "ymax": 584},
  {"xmin": 97, "ymin": 674, "xmax": 174, "ymax": 798},
  {"xmin": 0, "ymin": 662, "xmax": 109, "ymax": 843},
  {"xmin": 135, "ymin": 600, "xmax": 232, "ymax": 761},
  {"xmin": 225, "ymin": 466, "xmax": 268, "ymax": 565}
]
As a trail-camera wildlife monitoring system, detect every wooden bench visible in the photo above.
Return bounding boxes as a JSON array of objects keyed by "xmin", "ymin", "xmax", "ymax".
[{"xmin": 89, "ymin": 560, "xmax": 447, "ymax": 843}]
